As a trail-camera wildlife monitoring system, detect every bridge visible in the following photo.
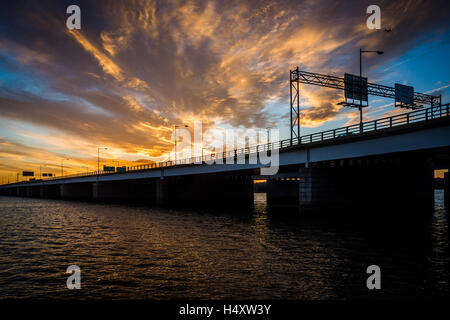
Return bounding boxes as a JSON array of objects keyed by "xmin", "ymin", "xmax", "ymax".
[{"xmin": 1, "ymin": 103, "xmax": 449, "ymax": 211}]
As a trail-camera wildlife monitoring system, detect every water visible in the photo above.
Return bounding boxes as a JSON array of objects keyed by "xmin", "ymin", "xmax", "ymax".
[{"xmin": 0, "ymin": 192, "xmax": 448, "ymax": 299}]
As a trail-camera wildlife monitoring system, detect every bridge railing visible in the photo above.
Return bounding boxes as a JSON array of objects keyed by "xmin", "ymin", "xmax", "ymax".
[{"xmin": 6, "ymin": 103, "xmax": 448, "ymax": 185}]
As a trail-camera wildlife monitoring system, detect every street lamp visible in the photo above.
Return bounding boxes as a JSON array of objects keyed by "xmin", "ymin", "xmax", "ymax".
[
  {"xmin": 40, "ymin": 164, "xmax": 50, "ymax": 179},
  {"xmin": 174, "ymin": 125, "xmax": 188, "ymax": 162},
  {"xmin": 61, "ymin": 158, "xmax": 70, "ymax": 177},
  {"xmin": 359, "ymin": 48, "xmax": 384, "ymax": 130},
  {"xmin": 97, "ymin": 147, "xmax": 108, "ymax": 173}
]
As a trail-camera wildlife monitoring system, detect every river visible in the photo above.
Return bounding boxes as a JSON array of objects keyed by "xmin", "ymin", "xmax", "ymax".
[{"xmin": 0, "ymin": 191, "xmax": 448, "ymax": 299}]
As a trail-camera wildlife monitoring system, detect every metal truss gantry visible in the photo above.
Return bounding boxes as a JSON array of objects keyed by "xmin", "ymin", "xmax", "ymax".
[{"xmin": 289, "ymin": 68, "xmax": 441, "ymax": 139}]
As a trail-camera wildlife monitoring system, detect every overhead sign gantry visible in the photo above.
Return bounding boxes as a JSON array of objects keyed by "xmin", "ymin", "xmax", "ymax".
[{"xmin": 289, "ymin": 67, "xmax": 441, "ymax": 140}]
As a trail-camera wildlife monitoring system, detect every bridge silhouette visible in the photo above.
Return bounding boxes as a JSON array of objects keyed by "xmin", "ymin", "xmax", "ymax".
[{"xmin": 1, "ymin": 103, "xmax": 449, "ymax": 211}]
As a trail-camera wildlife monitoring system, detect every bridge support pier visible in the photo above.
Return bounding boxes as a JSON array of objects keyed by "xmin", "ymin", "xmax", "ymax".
[
  {"xmin": 92, "ymin": 180, "xmax": 156, "ymax": 203},
  {"xmin": 61, "ymin": 183, "xmax": 93, "ymax": 200},
  {"xmin": 26, "ymin": 186, "xmax": 40, "ymax": 197},
  {"xmin": 299, "ymin": 167, "xmax": 329, "ymax": 211},
  {"xmin": 264, "ymin": 159, "xmax": 435, "ymax": 213},
  {"xmin": 17, "ymin": 187, "xmax": 27, "ymax": 197},
  {"xmin": 92, "ymin": 182, "xmax": 99, "ymax": 200},
  {"xmin": 0, "ymin": 187, "xmax": 17, "ymax": 196},
  {"xmin": 40, "ymin": 184, "xmax": 61, "ymax": 199},
  {"xmin": 445, "ymin": 172, "xmax": 449, "ymax": 209},
  {"xmin": 8, "ymin": 188, "xmax": 19, "ymax": 197},
  {"xmin": 155, "ymin": 179, "xmax": 168, "ymax": 206},
  {"xmin": 266, "ymin": 178, "xmax": 299, "ymax": 207},
  {"xmin": 155, "ymin": 175, "xmax": 254, "ymax": 209},
  {"xmin": 297, "ymin": 159, "xmax": 434, "ymax": 213},
  {"xmin": 297, "ymin": 167, "xmax": 356, "ymax": 211},
  {"xmin": 2, "ymin": 187, "xmax": 17, "ymax": 196}
]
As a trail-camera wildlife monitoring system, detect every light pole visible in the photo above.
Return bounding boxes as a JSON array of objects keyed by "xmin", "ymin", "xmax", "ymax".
[
  {"xmin": 61, "ymin": 158, "xmax": 70, "ymax": 177},
  {"xmin": 40, "ymin": 164, "xmax": 49, "ymax": 179},
  {"xmin": 97, "ymin": 147, "xmax": 108, "ymax": 173},
  {"xmin": 40, "ymin": 164, "xmax": 46, "ymax": 179},
  {"xmin": 174, "ymin": 125, "xmax": 188, "ymax": 162},
  {"xmin": 359, "ymin": 48, "xmax": 384, "ymax": 131},
  {"xmin": 112, "ymin": 160, "xmax": 120, "ymax": 172}
]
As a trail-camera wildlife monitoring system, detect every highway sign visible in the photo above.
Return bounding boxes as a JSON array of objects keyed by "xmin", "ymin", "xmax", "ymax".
[
  {"xmin": 395, "ymin": 83, "xmax": 414, "ymax": 106},
  {"xmin": 344, "ymin": 73, "xmax": 368, "ymax": 102}
]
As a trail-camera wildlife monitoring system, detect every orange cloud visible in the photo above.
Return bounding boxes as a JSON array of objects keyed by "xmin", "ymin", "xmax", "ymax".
[{"xmin": 0, "ymin": 0, "xmax": 448, "ymax": 180}]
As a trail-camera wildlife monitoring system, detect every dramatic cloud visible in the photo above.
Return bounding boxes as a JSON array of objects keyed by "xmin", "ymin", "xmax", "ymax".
[{"xmin": 0, "ymin": 0, "xmax": 449, "ymax": 177}]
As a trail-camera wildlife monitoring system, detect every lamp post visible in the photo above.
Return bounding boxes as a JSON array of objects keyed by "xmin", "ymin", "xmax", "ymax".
[
  {"xmin": 174, "ymin": 125, "xmax": 188, "ymax": 162},
  {"xmin": 40, "ymin": 164, "xmax": 50, "ymax": 179},
  {"xmin": 359, "ymin": 48, "xmax": 384, "ymax": 131},
  {"xmin": 97, "ymin": 147, "xmax": 108, "ymax": 173},
  {"xmin": 40, "ymin": 164, "xmax": 48, "ymax": 179},
  {"xmin": 61, "ymin": 158, "xmax": 70, "ymax": 177}
]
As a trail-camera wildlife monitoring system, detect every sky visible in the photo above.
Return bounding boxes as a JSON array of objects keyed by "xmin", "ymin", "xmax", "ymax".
[{"xmin": 0, "ymin": 0, "xmax": 449, "ymax": 182}]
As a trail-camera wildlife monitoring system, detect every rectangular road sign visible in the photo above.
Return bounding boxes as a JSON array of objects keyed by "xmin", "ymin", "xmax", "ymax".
[
  {"xmin": 395, "ymin": 83, "xmax": 414, "ymax": 106},
  {"xmin": 103, "ymin": 166, "xmax": 115, "ymax": 172},
  {"xmin": 116, "ymin": 166, "xmax": 126, "ymax": 173},
  {"xmin": 22, "ymin": 171, "xmax": 34, "ymax": 176},
  {"xmin": 344, "ymin": 73, "xmax": 368, "ymax": 102}
]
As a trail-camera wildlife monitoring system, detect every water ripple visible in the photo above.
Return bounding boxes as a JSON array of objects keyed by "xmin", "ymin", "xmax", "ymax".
[{"xmin": 0, "ymin": 192, "xmax": 448, "ymax": 299}]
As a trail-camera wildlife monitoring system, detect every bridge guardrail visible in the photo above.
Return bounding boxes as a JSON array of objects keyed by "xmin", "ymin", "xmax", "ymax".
[{"xmin": 4, "ymin": 103, "xmax": 449, "ymax": 185}]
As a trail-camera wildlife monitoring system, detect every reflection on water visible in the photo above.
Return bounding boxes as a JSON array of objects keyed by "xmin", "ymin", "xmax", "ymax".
[{"xmin": 0, "ymin": 192, "xmax": 448, "ymax": 299}]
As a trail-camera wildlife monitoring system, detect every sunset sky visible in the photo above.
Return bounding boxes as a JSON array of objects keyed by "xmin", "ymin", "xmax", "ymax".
[{"xmin": 0, "ymin": 0, "xmax": 449, "ymax": 181}]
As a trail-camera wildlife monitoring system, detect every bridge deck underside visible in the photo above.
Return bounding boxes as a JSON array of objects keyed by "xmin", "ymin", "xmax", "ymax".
[{"xmin": 1, "ymin": 118, "xmax": 449, "ymax": 212}]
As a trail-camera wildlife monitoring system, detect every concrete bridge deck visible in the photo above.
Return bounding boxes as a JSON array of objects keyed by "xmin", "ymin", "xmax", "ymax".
[{"xmin": 1, "ymin": 104, "xmax": 449, "ymax": 211}]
